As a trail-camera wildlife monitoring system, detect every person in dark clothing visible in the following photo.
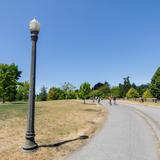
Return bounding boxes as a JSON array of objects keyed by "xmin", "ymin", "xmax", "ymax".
[
  {"xmin": 98, "ymin": 97, "xmax": 101, "ymax": 104},
  {"xmin": 108, "ymin": 96, "xmax": 112, "ymax": 105},
  {"xmin": 113, "ymin": 97, "xmax": 117, "ymax": 105}
]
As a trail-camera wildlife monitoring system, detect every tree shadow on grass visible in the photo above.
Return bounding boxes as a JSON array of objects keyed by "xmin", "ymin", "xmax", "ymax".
[
  {"xmin": 39, "ymin": 135, "xmax": 89, "ymax": 148},
  {"xmin": 11, "ymin": 102, "xmax": 27, "ymax": 105},
  {"xmin": 84, "ymin": 109, "xmax": 101, "ymax": 112},
  {"xmin": 86, "ymin": 103, "xmax": 96, "ymax": 105}
]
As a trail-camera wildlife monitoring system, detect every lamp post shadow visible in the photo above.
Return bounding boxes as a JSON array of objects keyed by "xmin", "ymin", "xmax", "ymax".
[{"xmin": 38, "ymin": 135, "xmax": 89, "ymax": 148}]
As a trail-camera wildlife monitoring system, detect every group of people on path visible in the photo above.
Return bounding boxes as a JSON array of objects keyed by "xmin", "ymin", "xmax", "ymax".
[
  {"xmin": 108, "ymin": 96, "xmax": 117, "ymax": 105},
  {"xmin": 92, "ymin": 96, "xmax": 117, "ymax": 105}
]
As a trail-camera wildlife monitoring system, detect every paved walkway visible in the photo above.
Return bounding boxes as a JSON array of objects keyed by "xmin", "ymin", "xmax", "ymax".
[{"xmin": 66, "ymin": 101, "xmax": 160, "ymax": 160}]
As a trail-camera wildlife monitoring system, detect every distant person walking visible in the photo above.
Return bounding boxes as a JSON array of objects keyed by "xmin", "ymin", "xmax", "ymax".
[
  {"xmin": 108, "ymin": 96, "xmax": 112, "ymax": 105},
  {"xmin": 113, "ymin": 97, "xmax": 117, "ymax": 105},
  {"xmin": 92, "ymin": 96, "xmax": 95, "ymax": 103},
  {"xmin": 98, "ymin": 97, "xmax": 101, "ymax": 104}
]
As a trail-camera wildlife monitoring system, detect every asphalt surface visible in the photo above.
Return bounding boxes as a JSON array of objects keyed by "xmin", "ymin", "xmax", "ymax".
[{"xmin": 66, "ymin": 101, "xmax": 160, "ymax": 160}]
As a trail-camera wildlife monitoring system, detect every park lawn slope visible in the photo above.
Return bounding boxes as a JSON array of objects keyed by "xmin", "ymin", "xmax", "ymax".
[
  {"xmin": 0, "ymin": 100, "xmax": 106, "ymax": 160},
  {"xmin": 119, "ymin": 99, "xmax": 160, "ymax": 107}
]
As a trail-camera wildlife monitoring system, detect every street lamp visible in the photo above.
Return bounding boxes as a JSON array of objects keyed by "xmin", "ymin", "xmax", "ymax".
[{"xmin": 23, "ymin": 18, "xmax": 40, "ymax": 151}]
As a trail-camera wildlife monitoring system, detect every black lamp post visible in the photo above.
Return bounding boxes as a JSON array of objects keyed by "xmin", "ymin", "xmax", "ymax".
[{"xmin": 23, "ymin": 18, "xmax": 40, "ymax": 152}]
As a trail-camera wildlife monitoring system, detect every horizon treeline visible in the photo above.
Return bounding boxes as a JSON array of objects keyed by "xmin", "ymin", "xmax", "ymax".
[{"xmin": 0, "ymin": 63, "xmax": 160, "ymax": 103}]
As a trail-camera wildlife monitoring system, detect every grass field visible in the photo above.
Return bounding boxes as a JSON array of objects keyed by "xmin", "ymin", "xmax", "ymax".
[
  {"xmin": 119, "ymin": 99, "xmax": 160, "ymax": 107},
  {"xmin": 0, "ymin": 100, "xmax": 106, "ymax": 160}
]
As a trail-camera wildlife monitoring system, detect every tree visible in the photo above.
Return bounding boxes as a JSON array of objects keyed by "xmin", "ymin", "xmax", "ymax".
[
  {"xmin": 137, "ymin": 84, "xmax": 149, "ymax": 97},
  {"xmin": 126, "ymin": 88, "xmax": 140, "ymax": 99},
  {"xmin": 132, "ymin": 83, "xmax": 137, "ymax": 89},
  {"xmin": 0, "ymin": 63, "xmax": 21, "ymax": 103},
  {"xmin": 61, "ymin": 82, "xmax": 76, "ymax": 91},
  {"xmin": 92, "ymin": 81, "xmax": 110, "ymax": 98},
  {"xmin": 143, "ymin": 89, "xmax": 153, "ymax": 98},
  {"xmin": 119, "ymin": 76, "xmax": 131, "ymax": 98},
  {"xmin": 93, "ymin": 82, "xmax": 104, "ymax": 90},
  {"xmin": 47, "ymin": 87, "xmax": 65, "ymax": 100},
  {"xmin": 38, "ymin": 86, "xmax": 48, "ymax": 101},
  {"xmin": 97, "ymin": 84, "xmax": 110, "ymax": 98},
  {"xmin": 150, "ymin": 67, "xmax": 160, "ymax": 99},
  {"xmin": 16, "ymin": 81, "xmax": 29, "ymax": 101},
  {"xmin": 79, "ymin": 82, "xmax": 91, "ymax": 104},
  {"xmin": 111, "ymin": 86, "xmax": 121, "ymax": 98},
  {"xmin": 61, "ymin": 82, "xmax": 76, "ymax": 99}
]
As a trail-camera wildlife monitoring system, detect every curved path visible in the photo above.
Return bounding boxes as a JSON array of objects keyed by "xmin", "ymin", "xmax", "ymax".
[{"xmin": 66, "ymin": 101, "xmax": 160, "ymax": 160}]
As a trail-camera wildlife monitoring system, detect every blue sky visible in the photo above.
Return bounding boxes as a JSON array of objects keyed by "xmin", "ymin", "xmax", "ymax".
[{"xmin": 0, "ymin": 0, "xmax": 160, "ymax": 91}]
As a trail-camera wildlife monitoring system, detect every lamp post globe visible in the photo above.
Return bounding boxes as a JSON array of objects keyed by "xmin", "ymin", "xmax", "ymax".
[
  {"xmin": 23, "ymin": 18, "xmax": 40, "ymax": 152},
  {"xmin": 29, "ymin": 18, "xmax": 40, "ymax": 33}
]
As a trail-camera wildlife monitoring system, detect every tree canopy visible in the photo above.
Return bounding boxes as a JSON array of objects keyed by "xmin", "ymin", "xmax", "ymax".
[
  {"xmin": 0, "ymin": 63, "xmax": 21, "ymax": 103},
  {"xmin": 150, "ymin": 67, "xmax": 160, "ymax": 99},
  {"xmin": 110, "ymin": 86, "xmax": 121, "ymax": 98},
  {"xmin": 119, "ymin": 76, "xmax": 131, "ymax": 98},
  {"xmin": 126, "ymin": 88, "xmax": 140, "ymax": 99},
  {"xmin": 38, "ymin": 86, "xmax": 48, "ymax": 101},
  {"xmin": 143, "ymin": 89, "xmax": 153, "ymax": 98},
  {"xmin": 16, "ymin": 81, "xmax": 29, "ymax": 101},
  {"xmin": 79, "ymin": 82, "xmax": 91, "ymax": 104}
]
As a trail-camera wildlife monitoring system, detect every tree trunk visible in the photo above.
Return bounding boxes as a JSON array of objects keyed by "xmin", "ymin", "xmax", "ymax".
[
  {"xmin": 84, "ymin": 99, "xmax": 85, "ymax": 104},
  {"xmin": 2, "ymin": 95, "xmax": 5, "ymax": 104}
]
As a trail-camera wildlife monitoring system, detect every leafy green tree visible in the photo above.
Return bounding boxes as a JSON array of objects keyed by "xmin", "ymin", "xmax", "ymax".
[
  {"xmin": 143, "ymin": 89, "xmax": 153, "ymax": 98},
  {"xmin": 61, "ymin": 82, "xmax": 76, "ymax": 99},
  {"xmin": 93, "ymin": 82, "xmax": 104, "ymax": 90},
  {"xmin": 111, "ymin": 86, "xmax": 121, "ymax": 98},
  {"xmin": 38, "ymin": 86, "xmax": 48, "ymax": 101},
  {"xmin": 79, "ymin": 82, "xmax": 91, "ymax": 104},
  {"xmin": 66, "ymin": 90, "xmax": 77, "ymax": 99},
  {"xmin": 126, "ymin": 88, "xmax": 140, "ymax": 99},
  {"xmin": 16, "ymin": 81, "xmax": 29, "ymax": 101},
  {"xmin": 0, "ymin": 63, "xmax": 21, "ymax": 103},
  {"xmin": 150, "ymin": 67, "xmax": 160, "ymax": 99},
  {"xmin": 62, "ymin": 82, "xmax": 76, "ymax": 91},
  {"xmin": 97, "ymin": 85, "xmax": 110, "ymax": 98},
  {"xmin": 137, "ymin": 84, "xmax": 149, "ymax": 97},
  {"xmin": 47, "ymin": 87, "xmax": 65, "ymax": 100},
  {"xmin": 90, "ymin": 89, "xmax": 98, "ymax": 98},
  {"xmin": 92, "ymin": 81, "xmax": 110, "ymax": 98}
]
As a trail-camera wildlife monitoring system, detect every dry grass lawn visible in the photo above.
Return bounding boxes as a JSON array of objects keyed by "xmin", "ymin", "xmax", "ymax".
[
  {"xmin": 0, "ymin": 100, "xmax": 106, "ymax": 160},
  {"xmin": 119, "ymin": 99, "xmax": 160, "ymax": 107}
]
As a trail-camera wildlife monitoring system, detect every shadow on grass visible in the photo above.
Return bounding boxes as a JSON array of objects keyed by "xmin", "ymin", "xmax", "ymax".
[
  {"xmin": 83, "ymin": 102, "xmax": 96, "ymax": 106},
  {"xmin": 39, "ymin": 135, "xmax": 89, "ymax": 148},
  {"xmin": 11, "ymin": 102, "xmax": 27, "ymax": 105},
  {"xmin": 84, "ymin": 109, "xmax": 101, "ymax": 112}
]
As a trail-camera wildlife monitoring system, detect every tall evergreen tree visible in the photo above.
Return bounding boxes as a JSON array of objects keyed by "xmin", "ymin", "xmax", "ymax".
[
  {"xmin": 38, "ymin": 86, "xmax": 48, "ymax": 101},
  {"xmin": 119, "ymin": 76, "xmax": 131, "ymax": 98},
  {"xmin": 150, "ymin": 67, "xmax": 160, "ymax": 99}
]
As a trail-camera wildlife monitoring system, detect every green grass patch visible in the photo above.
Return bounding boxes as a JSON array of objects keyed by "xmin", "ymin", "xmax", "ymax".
[{"xmin": 0, "ymin": 102, "xmax": 28, "ymax": 120}]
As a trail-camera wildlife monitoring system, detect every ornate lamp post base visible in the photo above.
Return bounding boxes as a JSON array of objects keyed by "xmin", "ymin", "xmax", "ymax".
[{"xmin": 23, "ymin": 139, "xmax": 38, "ymax": 152}]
